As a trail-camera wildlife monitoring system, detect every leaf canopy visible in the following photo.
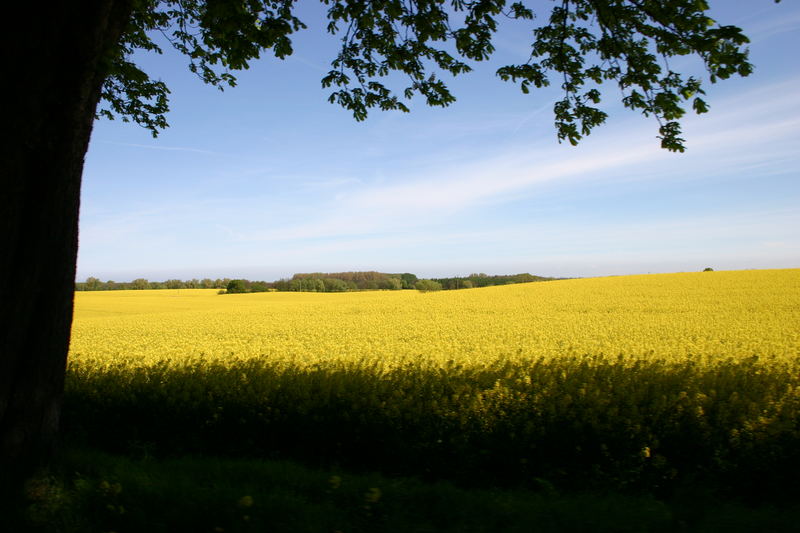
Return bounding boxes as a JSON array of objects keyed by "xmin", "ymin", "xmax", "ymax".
[{"xmin": 99, "ymin": 0, "xmax": 774, "ymax": 151}]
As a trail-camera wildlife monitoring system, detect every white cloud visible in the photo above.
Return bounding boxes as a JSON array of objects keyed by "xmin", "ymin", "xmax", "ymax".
[
  {"xmin": 95, "ymin": 140, "xmax": 228, "ymax": 156},
  {"xmin": 745, "ymin": 8, "xmax": 800, "ymax": 42},
  {"xmin": 235, "ymin": 79, "xmax": 799, "ymax": 243}
]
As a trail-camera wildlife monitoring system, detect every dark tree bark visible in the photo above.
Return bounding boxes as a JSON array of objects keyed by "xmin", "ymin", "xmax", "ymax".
[{"xmin": 0, "ymin": 1, "xmax": 133, "ymax": 485}]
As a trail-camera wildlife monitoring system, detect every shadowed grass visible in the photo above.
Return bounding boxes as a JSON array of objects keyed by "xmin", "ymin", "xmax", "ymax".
[{"xmin": 10, "ymin": 447, "xmax": 800, "ymax": 533}]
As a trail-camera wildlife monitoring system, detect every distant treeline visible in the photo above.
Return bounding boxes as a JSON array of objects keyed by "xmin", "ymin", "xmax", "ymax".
[
  {"xmin": 75, "ymin": 277, "xmax": 231, "ymax": 291},
  {"xmin": 431, "ymin": 273, "xmax": 557, "ymax": 290},
  {"xmin": 76, "ymin": 271, "xmax": 558, "ymax": 293},
  {"xmin": 271, "ymin": 271, "xmax": 416, "ymax": 292}
]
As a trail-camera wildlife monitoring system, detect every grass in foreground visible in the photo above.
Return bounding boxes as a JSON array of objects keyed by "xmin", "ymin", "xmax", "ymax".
[{"xmin": 10, "ymin": 448, "xmax": 800, "ymax": 533}]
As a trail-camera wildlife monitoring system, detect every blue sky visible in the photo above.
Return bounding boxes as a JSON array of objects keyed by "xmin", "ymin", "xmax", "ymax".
[{"xmin": 79, "ymin": 2, "xmax": 800, "ymax": 281}]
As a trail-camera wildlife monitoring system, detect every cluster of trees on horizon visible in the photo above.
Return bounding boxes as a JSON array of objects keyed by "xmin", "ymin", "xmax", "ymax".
[
  {"xmin": 431, "ymin": 273, "xmax": 558, "ymax": 290},
  {"xmin": 272, "ymin": 271, "xmax": 418, "ymax": 292},
  {"xmin": 76, "ymin": 271, "xmax": 560, "ymax": 293},
  {"xmin": 75, "ymin": 277, "xmax": 231, "ymax": 291}
]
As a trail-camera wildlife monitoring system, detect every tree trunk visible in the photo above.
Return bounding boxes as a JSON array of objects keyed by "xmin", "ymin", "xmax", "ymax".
[{"xmin": 0, "ymin": 1, "xmax": 133, "ymax": 485}]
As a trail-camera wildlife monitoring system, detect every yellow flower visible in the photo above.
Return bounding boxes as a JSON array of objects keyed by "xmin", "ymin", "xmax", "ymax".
[{"xmin": 364, "ymin": 487, "xmax": 382, "ymax": 503}]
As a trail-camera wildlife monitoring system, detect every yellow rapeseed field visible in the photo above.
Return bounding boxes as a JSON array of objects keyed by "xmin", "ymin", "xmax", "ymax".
[
  {"xmin": 69, "ymin": 269, "xmax": 799, "ymax": 368},
  {"xmin": 64, "ymin": 269, "xmax": 800, "ymax": 490}
]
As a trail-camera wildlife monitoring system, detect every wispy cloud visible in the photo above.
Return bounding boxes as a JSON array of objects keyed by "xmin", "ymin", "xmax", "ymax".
[
  {"xmin": 290, "ymin": 53, "xmax": 328, "ymax": 73},
  {"xmin": 350, "ymin": 82, "xmax": 797, "ymax": 209},
  {"xmin": 743, "ymin": 7, "xmax": 800, "ymax": 42},
  {"xmin": 198, "ymin": 78, "xmax": 799, "ymax": 250},
  {"xmin": 96, "ymin": 140, "xmax": 227, "ymax": 156},
  {"xmin": 297, "ymin": 176, "xmax": 363, "ymax": 191},
  {"xmin": 183, "ymin": 206, "xmax": 799, "ymax": 279}
]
